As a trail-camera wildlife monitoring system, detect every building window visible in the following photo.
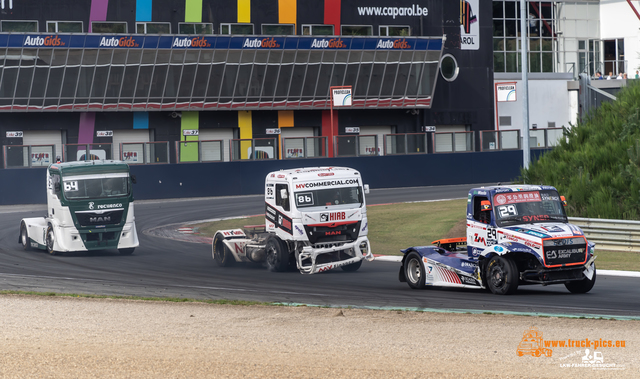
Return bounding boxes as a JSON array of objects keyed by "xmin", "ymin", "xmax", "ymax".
[
  {"xmin": 492, "ymin": 1, "xmax": 556, "ymax": 74},
  {"xmin": 440, "ymin": 54, "xmax": 459, "ymax": 82},
  {"xmin": 136, "ymin": 22, "xmax": 171, "ymax": 34},
  {"xmin": 341, "ymin": 25, "xmax": 373, "ymax": 36},
  {"xmin": 178, "ymin": 23, "xmax": 213, "ymax": 35},
  {"xmin": 262, "ymin": 24, "xmax": 294, "ymax": 35},
  {"xmin": 1, "ymin": 20, "xmax": 38, "ymax": 32},
  {"xmin": 91, "ymin": 21, "xmax": 127, "ymax": 34},
  {"xmin": 379, "ymin": 25, "xmax": 410, "ymax": 37},
  {"xmin": 47, "ymin": 21, "xmax": 83, "ymax": 33},
  {"xmin": 220, "ymin": 23, "xmax": 254, "ymax": 35},
  {"xmin": 302, "ymin": 24, "xmax": 334, "ymax": 36}
]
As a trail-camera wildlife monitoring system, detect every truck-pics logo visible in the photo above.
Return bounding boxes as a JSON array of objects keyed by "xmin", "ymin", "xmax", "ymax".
[{"xmin": 517, "ymin": 327, "xmax": 552, "ymax": 357}]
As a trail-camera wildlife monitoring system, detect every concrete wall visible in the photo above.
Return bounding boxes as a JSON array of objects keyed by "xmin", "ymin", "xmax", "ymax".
[
  {"xmin": 0, "ymin": 150, "xmax": 545, "ymax": 205},
  {"xmin": 495, "ymin": 75, "xmax": 575, "ymax": 132}
]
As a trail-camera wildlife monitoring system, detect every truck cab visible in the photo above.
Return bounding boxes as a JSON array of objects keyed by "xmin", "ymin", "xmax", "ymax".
[
  {"xmin": 400, "ymin": 184, "xmax": 596, "ymax": 295},
  {"xmin": 213, "ymin": 167, "xmax": 373, "ymax": 274},
  {"xmin": 19, "ymin": 161, "xmax": 139, "ymax": 255},
  {"xmin": 466, "ymin": 185, "xmax": 596, "ymax": 294}
]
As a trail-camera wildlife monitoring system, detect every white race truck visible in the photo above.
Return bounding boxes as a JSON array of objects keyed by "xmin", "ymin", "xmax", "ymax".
[
  {"xmin": 212, "ymin": 167, "xmax": 373, "ymax": 274},
  {"xmin": 19, "ymin": 160, "xmax": 139, "ymax": 255}
]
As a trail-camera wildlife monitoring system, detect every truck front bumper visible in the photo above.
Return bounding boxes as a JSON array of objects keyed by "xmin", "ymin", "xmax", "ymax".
[{"xmin": 297, "ymin": 236, "xmax": 373, "ymax": 274}]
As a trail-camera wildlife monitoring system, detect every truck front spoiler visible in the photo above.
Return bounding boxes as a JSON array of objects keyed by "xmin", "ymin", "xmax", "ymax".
[{"xmin": 298, "ymin": 236, "xmax": 373, "ymax": 274}]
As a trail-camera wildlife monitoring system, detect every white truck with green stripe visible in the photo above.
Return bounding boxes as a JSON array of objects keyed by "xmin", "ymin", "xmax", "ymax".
[{"xmin": 19, "ymin": 161, "xmax": 139, "ymax": 255}]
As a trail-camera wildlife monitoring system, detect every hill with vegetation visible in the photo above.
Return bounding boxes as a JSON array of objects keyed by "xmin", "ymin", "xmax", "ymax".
[{"xmin": 521, "ymin": 81, "xmax": 640, "ymax": 219}]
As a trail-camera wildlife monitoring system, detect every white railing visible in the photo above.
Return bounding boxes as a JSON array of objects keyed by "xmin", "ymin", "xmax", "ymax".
[{"xmin": 569, "ymin": 217, "xmax": 640, "ymax": 253}]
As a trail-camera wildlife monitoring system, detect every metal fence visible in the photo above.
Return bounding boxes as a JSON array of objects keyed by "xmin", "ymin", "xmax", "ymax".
[
  {"xmin": 1, "ymin": 128, "xmax": 566, "ymax": 167},
  {"xmin": 2, "ymin": 144, "xmax": 56, "ymax": 168},
  {"xmin": 230, "ymin": 137, "xmax": 278, "ymax": 161},
  {"xmin": 281, "ymin": 136, "xmax": 328, "ymax": 159},
  {"xmin": 334, "ymin": 135, "xmax": 380, "ymax": 157},
  {"xmin": 121, "ymin": 141, "xmax": 170, "ymax": 164},
  {"xmin": 569, "ymin": 217, "xmax": 640, "ymax": 253}
]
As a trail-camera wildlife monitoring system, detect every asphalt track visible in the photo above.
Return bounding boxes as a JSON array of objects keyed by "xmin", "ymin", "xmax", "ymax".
[{"xmin": 1, "ymin": 183, "xmax": 639, "ymax": 318}]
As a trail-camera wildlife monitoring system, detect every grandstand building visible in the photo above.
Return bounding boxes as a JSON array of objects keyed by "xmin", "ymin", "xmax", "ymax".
[{"xmin": 0, "ymin": 1, "xmax": 637, "ymax": 167}]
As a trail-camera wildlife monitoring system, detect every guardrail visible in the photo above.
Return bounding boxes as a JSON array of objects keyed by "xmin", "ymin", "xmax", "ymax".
[{"xmin": 568, "ymin": 217, "xmax": 640, "ymax": 252}]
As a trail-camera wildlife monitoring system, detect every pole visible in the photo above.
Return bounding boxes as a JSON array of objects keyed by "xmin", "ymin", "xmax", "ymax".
[{"xmin": 520, "ymin": 0, "xmax": 530, "ymax": 170}]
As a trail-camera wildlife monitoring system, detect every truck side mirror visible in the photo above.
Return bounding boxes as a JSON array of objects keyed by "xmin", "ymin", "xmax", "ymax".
[
  {"xmin": 130, "ymin": 174, "xmax": 137, "ymax": 184},
  {"xmin": 480, "ymin": 200, "xmax": 492, "ymax": 211},
  {"xmin": 363, "ymin": 184, "xmax": 370, "ymax": 194},
  {"xmin": 280, "ymin": 188, "xmax": 288, "ymax": 199},
  {"xmin": 560, "ymin": 195, "xmax": 567, "ymax": 206}
]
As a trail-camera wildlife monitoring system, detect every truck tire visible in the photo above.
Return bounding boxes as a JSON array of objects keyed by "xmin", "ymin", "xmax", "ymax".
[
  {"xmin": 118, "ymin": 248, "xmax": 135, "ymax": 255},
  {"xmin": 20, "ymin": 222, "xmax": 31, "ymax": 251},
  {"xmin": 404, "ymin": 252, "xmax": 426, "ymax": 289},
  {"xmin": 265, "ymin": 236, "xmax": 289, "ymax": 272},
  {"xmin": 212, "ymin": 234, "xmax": 235, "ymax": 267},
  {"xmin": 45, "ymin": 224, "xmax": 57, "ymax": 256},
  {"xmin": 485, "ymin": 255, "xmax": 518, "ymax": 295},
  {"xmin": 341, "ymin": 259, "xmax": 363, "ymax": 272},
  {"xmin": 564, "ymin": 264, "xmax": 596, "ymax": 294}
]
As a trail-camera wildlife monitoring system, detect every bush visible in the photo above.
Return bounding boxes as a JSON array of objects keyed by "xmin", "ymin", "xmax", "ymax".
[{"xmin": 521, "ymin": 81, "xmax": 640, "ymax": 219}]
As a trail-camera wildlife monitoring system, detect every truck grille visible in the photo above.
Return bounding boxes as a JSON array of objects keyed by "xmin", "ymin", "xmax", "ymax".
[
  {"xmin": 304, "ymin": 221, "xmax": 361, "ymax": 244},
  {"xmin": 543, "ymin": 237, "xmax": 587, "ymax": 267},
  {"xmin": 75, "ymin": 210, "xmax": 124, "ymax": 227}
]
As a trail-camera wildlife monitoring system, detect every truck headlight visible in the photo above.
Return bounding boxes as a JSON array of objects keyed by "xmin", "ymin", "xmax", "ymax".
[{"xmin": 359, "ymin": 241, "xmax": 368, "ymax": 255}]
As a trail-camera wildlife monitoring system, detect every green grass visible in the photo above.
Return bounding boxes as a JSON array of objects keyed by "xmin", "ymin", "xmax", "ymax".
[{"xmin": 192, "ymin": 199, "xmax": 640, "ymax": 271}]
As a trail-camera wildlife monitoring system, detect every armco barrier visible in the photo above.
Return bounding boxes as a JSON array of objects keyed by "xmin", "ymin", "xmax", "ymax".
[
  {"xmin": 0, "ymin": 150, "xmax": 525, "ymax": 205},
  {"xmin": 569, "ymin": 217, "xmax": 640, "ymax": 253}
]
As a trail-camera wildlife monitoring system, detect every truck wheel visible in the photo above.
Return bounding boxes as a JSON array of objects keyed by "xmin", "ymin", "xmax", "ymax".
[
  {"xmin": 212, "ymin": 234, "xmax": 235, "ymax": 267},
  {"xmin": 265, "ymin": 236, "xmax": 289, "ymax": 272},
  {"xmin": 20, "ymin": 222, "xmax": 31, "ymax": 251},
  {"xmin": 565, "ymin": 264, "xmax": 596, "ymax": 294},
  {"xmin": 341, "ymin": 259, "xmax": 363, "ymax": 272},
  {"xmin": 45, "ymin": 225, "xmax": 57, "ymax": 256},
  {"xmin": 404, "ymin": 252, "xmax": 426, "ymax": 289},
  {"xmin": 118, "ymin": 248, "xmax": 135, "ymax": 255},
  {"xmin": 485, "ymin": 255, "xmax": 518, "ymax": 295}
]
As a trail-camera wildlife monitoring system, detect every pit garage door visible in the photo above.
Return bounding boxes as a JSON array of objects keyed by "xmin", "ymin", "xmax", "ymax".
[
  {"xmin": 358, "ymin": 126, "xmax": 392, "ymax": 156},
  {"xmin": 23, "ymin": 130, "xmax": 63, "ymax": 167},
  {"xmin": 113, "ymin": 130, "xmax": 150, "ymax": 163},
  {"xmin": 281, "ymin": 127, "xmax": 314, "ymax": 158},
  {"xmin": 199, "ymin": 128, "xmax": 234, "ymax": 162}
]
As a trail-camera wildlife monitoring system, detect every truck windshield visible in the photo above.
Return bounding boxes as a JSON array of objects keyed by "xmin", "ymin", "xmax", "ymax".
[
  {"xmin": 295, "ymin": 186, "xmax": 363, "ymax": 208},
  {"xmin": 493, "ymin": 190, "xmax": 567, "ymax": 226},
  {"xmin": 62, "ymin": 175, "xmax": 129, "ymax": 200}
]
